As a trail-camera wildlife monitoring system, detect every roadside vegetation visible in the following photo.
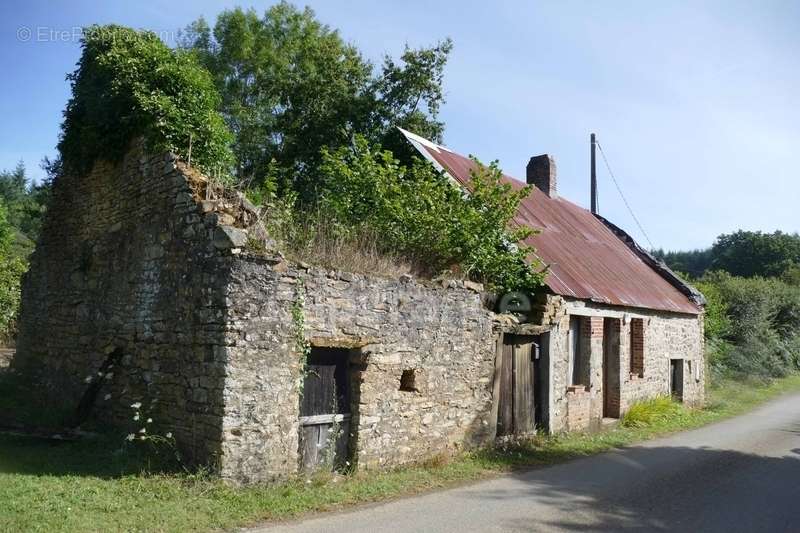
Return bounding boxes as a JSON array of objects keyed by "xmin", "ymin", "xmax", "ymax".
[{"xmin": 657, "ymin": 230, "xmax": 800, "ymax": 381}]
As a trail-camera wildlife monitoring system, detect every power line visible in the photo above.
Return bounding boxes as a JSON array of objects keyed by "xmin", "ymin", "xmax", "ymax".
[{"xmin": 595, "ymin": 141, "xmax": 655, "ymax": 250}]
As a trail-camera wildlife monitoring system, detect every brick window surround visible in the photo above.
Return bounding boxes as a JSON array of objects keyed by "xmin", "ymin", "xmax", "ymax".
[{"xmin": 630, "ymin": 318, "xmax": 645, "ymax": 377}]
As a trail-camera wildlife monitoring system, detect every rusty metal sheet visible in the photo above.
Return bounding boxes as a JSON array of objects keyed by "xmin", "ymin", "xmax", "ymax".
[{"xmin": 403, "ymin": 131, "xmax": 700, "ymax": 315}]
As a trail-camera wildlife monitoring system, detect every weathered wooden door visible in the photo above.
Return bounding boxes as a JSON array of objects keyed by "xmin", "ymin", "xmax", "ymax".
[
  {"xmin": 299, "ymin": 348, "xmax": 352, "ymax": 471},
  {"xmin": 497, "ymin": 335, "xmax": 536, "ymax": 436}
]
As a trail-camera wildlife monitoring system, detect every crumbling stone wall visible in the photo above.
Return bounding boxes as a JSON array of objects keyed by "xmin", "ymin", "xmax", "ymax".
[
  {"xmin": 15, "ymin": 143, "xmax": 498, "ymax": 482},
  {"xmin": 14, "ymin": 143, "xmax": 235, "ymax": 464},
  {"xmin": 220, "ymin": 258, "xmax": 497, "ymax": 483},
  {"xmin": 547, "ymin": 297, "xmax": 705, "ymax": 433}
]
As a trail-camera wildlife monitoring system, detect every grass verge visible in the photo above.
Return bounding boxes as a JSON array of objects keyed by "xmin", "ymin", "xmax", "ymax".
[{"xmin": 2, "ymin": 374, "xmax": 800, "ymax": 532}]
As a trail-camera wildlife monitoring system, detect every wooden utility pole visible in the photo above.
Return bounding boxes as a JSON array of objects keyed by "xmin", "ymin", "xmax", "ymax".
[{"xmin": 590, "ymin": 133, "xmax": 598, "ymax": 215}]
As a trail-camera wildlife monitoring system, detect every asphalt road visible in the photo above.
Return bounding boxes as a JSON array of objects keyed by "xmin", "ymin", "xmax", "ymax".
[{"xmin": 258, "ymin": 392, "xmax": 800, "ymax": 532}]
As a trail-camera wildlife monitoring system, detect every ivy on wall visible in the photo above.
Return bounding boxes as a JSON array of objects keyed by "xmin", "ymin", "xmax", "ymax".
[{"xmin": 58, "ymin": 25, "xmax": 233, "ymax": 177}]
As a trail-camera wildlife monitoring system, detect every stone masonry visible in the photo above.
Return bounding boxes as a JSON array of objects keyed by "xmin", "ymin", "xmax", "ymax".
[
  {"xmin": 544, "ymin": 297, "xmax": 705, "ymax": 433},
  {"xmin": 14, "ymin": 143, "xmax": 497, "ymax": 483}
]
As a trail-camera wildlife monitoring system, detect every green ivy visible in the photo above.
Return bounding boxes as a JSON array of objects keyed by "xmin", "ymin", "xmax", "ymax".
[
  {"xmin": 58, "ymin": 25, "xmax": 233, "ymax": 177},
  {"xmin": 291, "ymin": 278, "xmax": 311, "ymax": 394}
]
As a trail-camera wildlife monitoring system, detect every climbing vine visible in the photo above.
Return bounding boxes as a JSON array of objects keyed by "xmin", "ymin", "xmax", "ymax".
[{"xmin": 292, "ymin": 278, "xmax": 311, "ymax": 393}]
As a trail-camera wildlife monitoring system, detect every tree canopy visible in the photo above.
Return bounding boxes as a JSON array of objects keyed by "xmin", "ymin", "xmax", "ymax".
[
  {"xmin": 711, "ymin": 230, "xmax": 800, "ymax": 279},
  {"xmin": 180, "ymin": 2, "xmax": 452, "ymax": 199}
]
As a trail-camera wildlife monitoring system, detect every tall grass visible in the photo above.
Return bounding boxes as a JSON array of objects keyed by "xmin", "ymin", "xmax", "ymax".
[{"xmin": 621, "ymin": 395, "xmax": 687, "ymax": 428}]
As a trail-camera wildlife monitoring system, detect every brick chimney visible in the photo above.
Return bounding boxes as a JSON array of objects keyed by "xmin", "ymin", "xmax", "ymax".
[{"xmin": 526, "ymin": 154, "xmax": 557, "ymax": 198}]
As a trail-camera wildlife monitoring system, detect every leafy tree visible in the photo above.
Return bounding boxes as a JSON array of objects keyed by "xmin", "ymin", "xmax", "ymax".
[
  {"xmin": 711, "ymin": 230, "xmax": 800, "ymax": 278},
  {"xmin": 180, "ymin": 3, "xmax": 452, "ymax": 199},
  {"xmin": 292, "ymin": 136, "xmax": 546, "ymax": 293},
  {"xmin": 59, "ymin": 25, "xmax": 233, "ymax": 177},
  {"xmin": 0, "ymin": 162, "xmax": 50, "ymax": 243}
]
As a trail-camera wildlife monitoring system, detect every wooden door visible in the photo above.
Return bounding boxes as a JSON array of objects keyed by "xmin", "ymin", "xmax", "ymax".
[
  {"xmin": 497, "ymin": 335, "xmax": 536, "ymax": 436},
  {"xmin": 299, "ymin": 348, "xmax": 352, "ymax": 471}
]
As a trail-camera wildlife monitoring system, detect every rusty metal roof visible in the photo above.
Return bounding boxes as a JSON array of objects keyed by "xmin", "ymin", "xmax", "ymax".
[{"xmin": 400, "ymin": 129, "xmax": 701, "ymax": 315}]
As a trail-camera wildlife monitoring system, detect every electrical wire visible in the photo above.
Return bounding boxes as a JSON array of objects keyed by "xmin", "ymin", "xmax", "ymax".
[{"xmin": 595, "ymin": 141, "xmax": 655, "ymax": 250}]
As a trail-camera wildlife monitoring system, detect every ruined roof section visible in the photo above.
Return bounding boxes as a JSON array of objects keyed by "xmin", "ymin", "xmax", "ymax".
[{"xmin": 400, "ymin": 128, "xmax": 702, "ymax": 315}]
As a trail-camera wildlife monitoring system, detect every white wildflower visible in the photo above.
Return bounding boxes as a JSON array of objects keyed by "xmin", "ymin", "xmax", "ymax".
[
  {"xmin": 97, "ymin": 371, "xmax": 104, "ymax": 377},
  {"xmin": 165, "ymin": 432, "xmax": 172, "ymax": 439},
  {"xmin": 130, "ymin": 402, "xmax": 142, "ymax": 409},
  {"xmin": 126, "ymin": 433, "xmax": 135, "ymax": 441},
  {"xmin": 105, "ymin": 372, "xmax": 114, "ymax": 380},
  {"xmin": 133, "ymin": 413, "xmax": 140, "ymax": 421},
  {"xmin": 146, "ymin": 418, "xmax": 153, "ymax": 424},
  {"xmin": 139, "ymin": 427, "xmax": 146, "ymax": 434},
  {"xmin": 140, "ymin": 435, "xmax": 146, "ymax": 441},
  {"xmin": 103, "ymin": 394, "xmax": 111, "ymax": 401},
  {"xmin": 84, "ymin": 376, "xmax": 93, "ymax": 383}
]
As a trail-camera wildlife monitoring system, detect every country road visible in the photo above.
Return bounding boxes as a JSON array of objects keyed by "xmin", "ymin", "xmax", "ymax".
[{"xmin": 257, "ymin": 392, "xmax": 800, "ymax": 532}]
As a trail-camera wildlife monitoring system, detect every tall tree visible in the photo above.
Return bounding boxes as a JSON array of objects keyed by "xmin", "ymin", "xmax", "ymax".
[{"xmin": 180, "ymin": 2, "xmax": 452, "ymax": 199}]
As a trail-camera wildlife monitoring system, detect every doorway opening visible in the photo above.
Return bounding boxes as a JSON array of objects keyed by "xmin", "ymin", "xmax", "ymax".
[
  {"xmin": 602, "ymin": 318, "xmax": 621, "ymax": 418},
  {"xmin": 299, "ymin": 347, "xmax": 360, "ymax": 472},
  {"xmin": 497, "ymin": 333, "xmax": 549, "ymax": 436},
  {"xmin": 670, "ymin": 359, "xmax": 684, "ymax": 402}
]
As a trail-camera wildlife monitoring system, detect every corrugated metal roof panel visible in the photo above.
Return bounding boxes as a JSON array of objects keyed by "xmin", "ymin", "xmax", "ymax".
[{"xmin": 404, "ymin": 132, "xmax": 700, "ymax": 315}]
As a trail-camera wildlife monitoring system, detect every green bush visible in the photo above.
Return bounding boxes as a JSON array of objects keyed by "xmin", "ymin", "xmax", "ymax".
[
  {"xmin": 698, "ymin": 271, "xmax": 800, "ymax": 379},
  {"xmin": 257, "ymin": 136, "xmax": 547, "ymax": 294},
  {"xmin": 58, "ymin": 25, "xmax": 233, "ymax": 176}
]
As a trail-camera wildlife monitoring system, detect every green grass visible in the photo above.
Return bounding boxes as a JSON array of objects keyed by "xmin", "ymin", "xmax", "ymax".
[{"xmin": 2, "ymin": 373, "xmax": 800, "ymax": 532}]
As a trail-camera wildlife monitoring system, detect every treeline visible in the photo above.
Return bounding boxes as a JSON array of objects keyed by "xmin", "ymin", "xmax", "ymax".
[
  {"xmin": 0, "ymin": 163, "xmax": 50, "ymax": 343},
  {"xmin": 656, "ymin": 231, "xmax": 800, "ymax": 381},
  {"xmin": 653, "ymin": 230, "xmax": 800, "ymax": 280}
]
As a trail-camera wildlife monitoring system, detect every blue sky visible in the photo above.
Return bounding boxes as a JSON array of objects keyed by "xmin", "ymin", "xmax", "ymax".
[{"xmin": 1, "ymin": 0, "xmax": 798, "ymax": 251}]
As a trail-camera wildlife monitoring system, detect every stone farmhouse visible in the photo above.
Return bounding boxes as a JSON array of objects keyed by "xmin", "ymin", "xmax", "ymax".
[{"xmin": 13, "ymin": 131, "xmax": 705, "ymax": 484}]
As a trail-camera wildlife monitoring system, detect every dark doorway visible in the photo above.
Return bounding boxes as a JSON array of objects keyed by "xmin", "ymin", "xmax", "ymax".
[
  {"xmin": 498, "ymin": 334, "xmax": 547, "ymax": 436},
  {"xmin": 299, "ymin": 347, "xmax": 358, "ymax": 472},
  {"xmin": 670, "ymin": 359, "xmax": 684, "ymax": 402},
  {"xmin": 602, "ymin": 318, "xmax": 621, "ymax": 418},
  {"xmin": 533, "ymin": 333, "xmax": 549, "ymax": 430}
]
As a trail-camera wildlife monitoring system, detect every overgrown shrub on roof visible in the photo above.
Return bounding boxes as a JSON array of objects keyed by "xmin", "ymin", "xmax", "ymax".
[
  {"xmin": 258, "ymin": 136, "xmax": 547, "ymax": 294},
  {"xmin": 58, "ymin": 25, "xmax": 233, "ymax": 176}
]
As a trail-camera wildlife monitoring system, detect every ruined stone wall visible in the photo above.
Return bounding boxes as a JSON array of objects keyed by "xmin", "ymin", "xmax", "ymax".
[
  {"xmin": 547, "ymin": 297, "xmax": 704, "ymax": 433},
  {"xmin": 14, "ymin": 144, "xmax": 235, "ymax": 464},
  {"xmin": 220, "ymin": 257, "xmax": 497, "ymax": 483}
]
